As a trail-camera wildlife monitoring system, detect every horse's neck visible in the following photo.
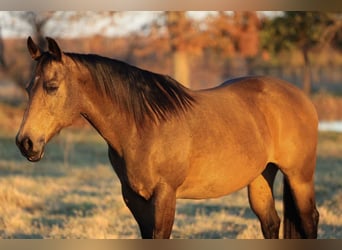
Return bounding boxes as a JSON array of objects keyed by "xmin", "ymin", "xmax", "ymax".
[{"xmin": 80, "ymin": 87, "xmax": 136, "ymax": 157}]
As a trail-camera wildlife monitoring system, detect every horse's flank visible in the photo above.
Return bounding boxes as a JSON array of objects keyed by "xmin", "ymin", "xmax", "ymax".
[{"xmin": 176, "ymin": 76, "xmax": 318, "ymax": 199}]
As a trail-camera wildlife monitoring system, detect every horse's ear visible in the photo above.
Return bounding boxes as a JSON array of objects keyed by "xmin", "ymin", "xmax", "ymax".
[
  {"xmin": 27, "ymin": 36, "xmax": 42, "ymax": 60},
  {"xmin": 46, "ymin": 37, "xmax": 62, "ymax": 61}
]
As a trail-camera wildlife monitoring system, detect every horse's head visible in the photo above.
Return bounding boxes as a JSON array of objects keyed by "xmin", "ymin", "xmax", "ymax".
[{"xmin": 16, "ymin": 37, "xmax": 81, "ymax": 162}]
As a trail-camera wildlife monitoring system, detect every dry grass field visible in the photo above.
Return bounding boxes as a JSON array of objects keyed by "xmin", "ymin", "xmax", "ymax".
[{"xmin": 0, "ymin": 123, "xmax": 341, "ymax": 239}]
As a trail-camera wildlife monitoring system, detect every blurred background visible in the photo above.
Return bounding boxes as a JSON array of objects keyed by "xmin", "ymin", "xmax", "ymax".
[
  {"xmin": 0, "ymin": 11, "xmax": 341, "ymax": 239},
  {"xmin": 1, "ymin": 11, "xmax": 342, "ymax": 117}
]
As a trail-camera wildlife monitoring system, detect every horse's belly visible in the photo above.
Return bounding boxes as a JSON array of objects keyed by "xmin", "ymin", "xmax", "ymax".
[
  {"xmin": 176, "ymin": 160, "xmax": 265, "ymax": 199},
  {"xmin": 176, "ymin": 180, "xmax": 246, "ymax": 199}
]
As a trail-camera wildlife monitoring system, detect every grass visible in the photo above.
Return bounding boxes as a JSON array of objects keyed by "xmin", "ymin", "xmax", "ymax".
[{"xmin": 0, "ymin": 126, "xmax": 341, "ymax": 239}]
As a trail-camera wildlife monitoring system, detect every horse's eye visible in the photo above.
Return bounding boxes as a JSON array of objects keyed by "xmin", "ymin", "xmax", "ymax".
[{"xmin": 44, "ymin": 82, "xmax": 59, "ymax": 94}]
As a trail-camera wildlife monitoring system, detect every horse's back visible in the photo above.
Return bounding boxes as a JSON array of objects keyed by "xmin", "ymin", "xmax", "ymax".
[
  {"xmin": 219, "ymin": 76, "xmax": 317, "ymax": 125},
  {"xmin": 206, "ymin": 76, "xmax": 317, "ymax": 129}
]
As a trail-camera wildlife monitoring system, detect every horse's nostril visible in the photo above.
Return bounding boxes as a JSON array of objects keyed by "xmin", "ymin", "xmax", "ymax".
[{"xmin": 22, "ymin": 137, "xmax": 33, "ymax": 152}]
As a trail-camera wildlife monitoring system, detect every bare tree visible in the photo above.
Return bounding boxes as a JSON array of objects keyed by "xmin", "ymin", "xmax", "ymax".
[{"xmin": 25, "ymin": 11, "xmax": 55, "ymax": 51}]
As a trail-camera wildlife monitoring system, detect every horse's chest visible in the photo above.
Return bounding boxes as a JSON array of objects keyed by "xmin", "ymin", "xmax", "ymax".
[
  {"xmin": 119, "ymin": 136, "xmax": 190, "ymax": 200},
  {"xmin": 108, "ymin": 148, "xmax": 155, "ymax": 200},
  {"xmin": 125, "ymin": 165, "xmax": 156, "ymax": 200}
]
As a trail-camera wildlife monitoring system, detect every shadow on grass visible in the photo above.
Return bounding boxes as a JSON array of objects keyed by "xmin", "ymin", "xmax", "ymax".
[
  {"xmin": 8, "ymin": 233, "xmax": 44, "ymax": 239},
  {"xmin": 172, "ymin": 223, "xmax": 248, "ymax": 239},
  {"xmin": 49, "ymin": 201, "xmax": 97, "ymax": 217},
  {"xmin": 174, "ymin": 202, "xmax": 256, "ymax": 238},
  {"xmin": 315, "ymin": 156, "xmax": 342, "ymax": 206},
  {"xmin": 177, "ymin": 203, "xmax": 255, "ymax": 220},
  {"xmin": 32, "ymin": 217, "xmax": 65, "ymax": 229},
  {"xmin": 319, "ymin": 224, "xmax": 342, "ymax": 239},
  {"xmin": 191, "ymin": 223, "xmax": 247, "ymax": 238},
  {"xmin": 28, "ymin": 201, "xmax": 99, "ymax": 237}
]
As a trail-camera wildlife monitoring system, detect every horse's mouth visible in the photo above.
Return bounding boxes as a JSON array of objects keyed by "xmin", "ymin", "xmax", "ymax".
[
  {"xmin": 20, "ymin": 148, "xmax": 45, "ymax": 162},
  {"xmin": 17, "ymin": 142, "xmax": 45, "ymax": 162},
  {"xmin": 27, "ymin": 151, "xmax": 44, "ymax": 162}
]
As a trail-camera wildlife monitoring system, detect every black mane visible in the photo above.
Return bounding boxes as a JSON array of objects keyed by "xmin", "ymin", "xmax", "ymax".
[{"xmin": 66, "ymin": 53, "xmax": 195, "ymax": 127}]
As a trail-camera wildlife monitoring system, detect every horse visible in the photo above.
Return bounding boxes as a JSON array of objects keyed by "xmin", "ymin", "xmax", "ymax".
[{"xmin": 16, "ymin": 37, "xmax": 319, "ymax": 239}]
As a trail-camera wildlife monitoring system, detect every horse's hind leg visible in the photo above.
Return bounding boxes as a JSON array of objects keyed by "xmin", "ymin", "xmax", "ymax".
[
  {"xmin": 283, "ymin": 175, "xmax": 319, "ymax": 238},
  {"xmin": 248, "ymin": 163, "xmax": 280, "ymax": 239}
]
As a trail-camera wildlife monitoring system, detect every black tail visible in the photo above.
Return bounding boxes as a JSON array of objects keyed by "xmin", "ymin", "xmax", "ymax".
[{"xmin": 283, "ymin": 176, "xmax": 305, "ymax": 238}]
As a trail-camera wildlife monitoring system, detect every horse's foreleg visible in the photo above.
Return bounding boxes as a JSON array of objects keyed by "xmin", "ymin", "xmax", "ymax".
[
  {"xmin": 121, "ymin": 184, "xmax": 154, "ymax": 238},
  {"xmin": 248, "ymin": 163, "xmax": 280, "ymax": 239},
  {"xmin": 152, "ymin": 182, "xmax": 177, "ymax": 238},
  {"xmin": 121, "ymin": 182, "xmax": 176, "ymax": 239}
]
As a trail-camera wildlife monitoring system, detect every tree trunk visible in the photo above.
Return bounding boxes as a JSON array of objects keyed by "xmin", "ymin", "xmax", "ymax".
[
  {"xmin": 166, "ymin": 11, "xmax": 191, "ymax": 88},
  {"xmin": 172, "ymin": 49, "xmax": 190, "ymax": 88},
  {"xmin": 0, "ymin": 27, "xmax": 7, "ymax": 71},
  {"xmin": 302, "ymin": 48, "xmax": 312, "ymax": 95}
]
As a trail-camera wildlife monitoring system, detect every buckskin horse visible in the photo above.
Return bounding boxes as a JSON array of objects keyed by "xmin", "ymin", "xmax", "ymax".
[{"xmin": 16, "ymin": 37, "xmax": 319, "ymax": 239}]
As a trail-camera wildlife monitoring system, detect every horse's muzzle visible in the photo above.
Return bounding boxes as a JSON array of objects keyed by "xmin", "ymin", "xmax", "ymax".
[{"xmin": 15, "ymin": 134, "xmax": 45, "ymax": 162}]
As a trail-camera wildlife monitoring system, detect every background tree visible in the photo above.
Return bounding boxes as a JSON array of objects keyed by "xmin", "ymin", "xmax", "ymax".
[
  {"xmin": 165, "ymin": 11, "xmax": 209, "ymax": 88},
  {"xmin": 206, "ymin": 11, "xmax": 261, "ymax": 78},
  {"xmin": 165, "ymin": 12, "xmax": 191, "ymax": 87},
  {"xmin": 28, "ymin": 12, "xmax": 55, "ymax": 49},
  {"xmin": 261, "ymin": 12, "xmax": 342, "ymax": 95},
  {"xmin": 163, "ymin": 11, "xmax": 261, "ymax": 87},
  {"xmin": 133, "ymin": 11, "xmax": 210, "ymax": 88},
  {"xmin": 235, "ymin": 11, "xmax": 261, "ymax": 75}
]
